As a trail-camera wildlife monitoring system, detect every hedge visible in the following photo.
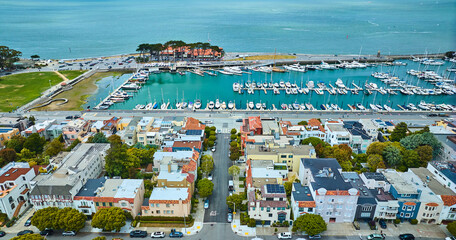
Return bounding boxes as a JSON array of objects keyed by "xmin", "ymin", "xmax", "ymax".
[{"xmin": 139, "ymin": 215, "xmax": 193, "ymax": 222}]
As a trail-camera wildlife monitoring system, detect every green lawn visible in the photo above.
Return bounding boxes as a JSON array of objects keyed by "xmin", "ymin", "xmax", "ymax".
[
  {"xmin": 0, "ymin": 72, "xmax": 63, "ymax": 112},
  {"xmin": 59, "ymin": 70, "xmax": 86, "ymax": 80}
]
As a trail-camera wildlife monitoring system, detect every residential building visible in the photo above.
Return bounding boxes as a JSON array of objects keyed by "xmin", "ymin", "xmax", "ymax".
[
  {"xmin": 62, "ymin": 119, "xmax": 90, "ymax": 143},
  {"xmin": 434, "ymin": 134, "xmax": 456, "ymax": 162},
  {"xmin": 343, "ymin": 121, "xmax": 372, "ymax": 153},
  {"xmin": 0, "ymin": 117, "xmax": 29, "ymax": 131},
  {"xmin": 153, "ymin": 150, "xmax": 199, "ymax": 172},
  {"xmin": 240, "ymin": 116, "xmax": 263, "ymax": 146},
  {"xmin": 172, "ymin": 141, "xmax": 202, "ymax": 152},
  {"xmin": 30, "ymin": 143, "xmax": 110, "ymax": 209},
  {"xmin": 247, "ymin": 184, "xmax": 290, "ymax": 225},
  {"xmin": 359, "ymin": 119, "xmax": 379, "ymax": 140},
  {"xmin": 72, "ymin": 177, "xmax": 107, "ymax": 215},
  {"xmin": 290, "ymin": 183, "xmax": 316, "ymax": 220},
  {"xmin": 22, "ymin": 119, "xmax": 56, "ymax": 140},
  {"xmin": 0, "ymin": 162, "xmax": 36, "ymax": 219},
  {"xmin": 141, "ymin": 187, "xmax": 191, "ymax": 217},
  {"xmin": 156, "ymin": 163, "xmax": 195, "ymax": 193},
  {"xmin": 182, "ymin": 117, "xmax": 205, "ymax": 131},
  {"xmin": 360, "ymin": 172, "xmax": 391, "ymax": 191},
  {"xmin": 245, "ymin": 144, "xmax": 315, "ymax": 173},
  {"xmin": 135, "ymin": 117, "xmax": 155, "ymax": 146},
  {"xmin": 245, "ymin": 160, "xmax": 288, "ymax": 189},
  {"xmin": 440, "ymin": 195, "xmax": 456, "ymax": 223},
  {"xmin": 119, "ymin": 116, "xmax": 141, "ymax": 146},
  {"xmin": 360, "ymin": 172, "xmax": 397, "ymax": 221},
  {"xmin": 46, "ymin": 122, "xmax": 67, "ymax": 140},
  {"xmin": 0, "ymin": 128, "xmax": 20, "ymax": 148},
  {"xmin": 324, "ymin": 120, "xmax": 350, "ymax": 146},
  {"xmin": 298, "ymin": 158, "xmax": 359, "ymax": 223},
  {"xmin": 341, "ymin": 172, "xmax": 377, "ymax": 220},
  {"xmin": 382, "ymin": 170, "xmax": 420, "ymax": 221},
  {"xmin": 279, "ymin": 119, "xmax": 326, "ymax": 144},
  {"xmin": 427, "ymin": 161, "xmax": 456, "ymax": 193}
]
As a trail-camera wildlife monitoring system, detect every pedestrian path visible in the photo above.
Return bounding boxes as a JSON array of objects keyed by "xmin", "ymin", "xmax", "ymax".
[{"xmin": 231, "ymin": 213, "xmax": 256, "ymax": 237}]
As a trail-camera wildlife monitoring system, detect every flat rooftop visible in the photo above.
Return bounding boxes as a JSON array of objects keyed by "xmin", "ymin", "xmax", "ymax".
[
  {"xmin": 383, "ymin": 171, "xmax": 419, "ymax": 195},
  {"xmin": 410, "ymin": 168, "xmax": 456, "ymax": 196},
  {"xmin": 149, "ymin": 187, "xmax": 189, "ymax": 201},
  {"xmin": 99, "ymin": 179, "xmax": 143, "ymax": 198},
  {"xmin": 246, "ymin": 144, "xmax": 314, "ymax": 156},
  {"xmin": 292, "ymin": 183, "xmax": 314, "ymax": 202},
  {"xmin": 303, "ymin": 158, "xmax": 353, "ymax": 191}
]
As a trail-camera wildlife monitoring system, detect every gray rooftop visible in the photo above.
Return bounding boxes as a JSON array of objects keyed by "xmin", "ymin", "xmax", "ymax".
[
  {"xmin": 435, "ymin": 134, "xmax": 456, "ymax": 151},
  {"xmin": 98, "ymin": 179, "xmax": 143, "ymax": 198},
  {"xmin": 383, "ymin": 171, "xmax": 419, "ymax": 195},
  {"xmin": 410, "ymin": 168, "xmax": 456, "ymax": 196},
  {"xmin": 246, "ymin": 144, "xmax": 315, "ymax": 156},
  {"xmin": 303, "ymin": 158, "xmax": 353, "ymax": 191},
  {"xmin": 76, "ymin": 177, "xmax": 107, "ymax": 197},
  {"xmin": 292, "ymin": 183, "xmax": 314, "ymax": 202},
  {"xmin": 342, "ymin": 172, "xmax": 376, "ymax": 204},
  {"xmin": 363, "ymin": 172, "xmax": 388, "ymax": 182}
]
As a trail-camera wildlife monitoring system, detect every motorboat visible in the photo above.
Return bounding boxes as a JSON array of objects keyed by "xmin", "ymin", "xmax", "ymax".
[
  {"xmin": 194, "ymin": 99, "xmax": 202, "ymax": 109},
  {"xmin": 255, "ymin": 102, "xmax": 262, "ymax": 110},
  {"xmin": 228, "ymin": 101, "xmax": 234, "ymax": 109},
  {"xmin": 215, "ymin": 99, "xmax": 221, "ymax": 109},
  {"xmin": 248, "ymin": 101, "xmax": 255, "ymax": 109},
  {"xmin": 233, "ymin": 82, "xmax": 240, "ymax": 91}
]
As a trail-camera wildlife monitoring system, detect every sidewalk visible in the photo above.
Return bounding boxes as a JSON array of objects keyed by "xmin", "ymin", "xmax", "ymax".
[
  {"xmin": 4, "ymin": 207, "xmax": 37, "ymax": 234},
  {"xmin": 231, "ymin": 212, "xmax": 256, "ymax": 237}
]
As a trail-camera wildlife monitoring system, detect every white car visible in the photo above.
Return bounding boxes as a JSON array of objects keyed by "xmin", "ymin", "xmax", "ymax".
[
  {"xmin": 151, "ymin": 231, "xmax": 165, "ymax": 238},
  {"xmin": 62, "ymin": 231, "xmax": 76, "ymax": 236},
  {"xmin": 277, "ymin": 232, "xmax": 292, "ymax": 239}
]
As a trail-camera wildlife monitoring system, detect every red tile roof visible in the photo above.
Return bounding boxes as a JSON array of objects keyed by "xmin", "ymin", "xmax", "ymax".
[
  {"xmin": 441, "ymin": 195, "xmax": 456, "ymax": 206},
  {"xmin": 308, "ymin": 118, "xmax": 325, "ymax": 132},
  {"xmin": 0, "ymin": 168, "xmax": 32, "ymax": 183},
  {"xmin": 316, "ymin": 190, "xmax": 357, "ymax": 196},
  {"xmin": 426, "ymin": 202, "xmax": 439, "ymax": 207},
  {"xmin": 183, "ymin": 117, "xmax": 205, "ymax": 131},
  {"xmin": 404, "ymin": 202, "xmax": 416, "ymax": 206},
  {"xmin": 298, "ymin": 201, "xmax": 316, "ymax": 208},
  {"xmin": 186, "ymin": 173, "xmax": 195, "ymax": 183},
  {"xmin": 246, "ymin": 159, "xmax": 253, "ymax": 188},
  {"xmin": 182, "ymin": 160, "xmax": 197, "ymax": 173},
  {"xmin": 248, "ymin": 116, "xmax": 262, "ymax": 131},
  {"xmin": 173, "ymin": 141, "xmax": 202, "ymax": 149}
]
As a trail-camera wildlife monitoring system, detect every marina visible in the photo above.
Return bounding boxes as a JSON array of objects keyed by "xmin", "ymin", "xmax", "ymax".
[{"xmin": 88, "ymin": 58, "xmax": 456, "ymax": 112}]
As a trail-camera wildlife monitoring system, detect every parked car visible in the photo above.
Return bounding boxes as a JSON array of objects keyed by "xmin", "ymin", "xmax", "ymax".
[
  {"xmin": 277, "ymin": 232, "xmax": 292, "ymax": 239},
  {"xmin": 227, "ymin": 213, "xmax": 233, "ymax": 223},
  {"xmin": 24, "ymin": 216, "xmax": 32, "ymax": 226},
  {"xmin": 399, "ymin": 234, "xmax": 415, "ymax": 240},
  {"xmin": 0, "ymin": 231, "xmax": 5, "ymax": 237},
  {"xmin": 151, "ymin": 231, "xmax": 165, "ymax": 238},
  {"xmin": 204, "ymin": 199, "xmax": 210, "ymax": 209},
  {"xmin": 211, "ymin": 147, "xmax": 216, "ymax": 152},
  {"xmin": 236, "ymin": 119, "xmax": 243, "ymax": 122},
  {"xmin": 40, "ymin": 229, "xmax": 54, "ymax": 236},
  {"xmin": 62, "ymin": 231, "xmax": 76, "ymax": 236},
  {"xmin": 367, "ymin": 233, "xmax": 385, "ymax": 240},
  {"xmin": 169, "ymin": 229, "xmax": 183, "ymax": 238},
  {"xmin": 379, "ymin": 219, "xmax": 387, "ymax": 229},
  {"xmin": 130, "ymin": 230, "xmax": 148, "ymax": 238},
  {"xmin": 309, "ymin": 235, "xmax": 321, "ymax": 239},
  {"xmin": 236, "ymin": 158, "xmax": 246, "ymax": 164},
  {"xmin": 208, "ymin": 173, "xmax": 213, "ymax": 181},
  {"xmin": 17, "ymin": 230, "xmax": 33, "ymax": 236},
  {"xmin": 228, "ymin": 208, "xmax": 233, "ymax": 213}
]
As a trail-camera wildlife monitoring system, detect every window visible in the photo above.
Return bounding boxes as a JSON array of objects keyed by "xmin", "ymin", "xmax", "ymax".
[
  {"xmin": 405, "ymin": 213, "xmax": 411, "ymax": 218},
  {"xmin": 308, "ymin": 208, "xmax": 313, "ymax": 212},
  {"xmin": 102, "ymin": 202, "xmax": 106, "ymax": 207},
  {"xmin": 121, "ymin": 202, "xmax": 127, "ymax": 207},
  {"xmin": 269, "ymin": 213, "xmax": 273, "ymax": 217},
  {"xmin": 166, "ymin": 204, "xmax": 171, "ymax": 208},
  {"xmin": 109, "ymin": 202, "xmax": 113, "ymax": 207},
  {"xmin": 281, "ymin": 155, "xmax": 287, "ymax": 158},
  {"xmin": 299, "ymin": 208, "xmax": 304, "ymax": 212},
  {"xmin": 400, "ymin": 212, "xmax": 404, "ymax": 217},
  {"xmin": 150, "ymin": 204, "xmax": 154, "ymax": 207},
  {"xmin": 156, "ymin": 204, "xmax": 160, "ymax": 207},
  {"xmin": 288, "ymin": 155, "xmax": 293, "ymax": 158},
  {"xmin": 156, "ymin": 210, "xmax": 160, "ymax": 214},
  {"xmin": 267, "ymin": 208, "xmax": 270, "ymax": 212},
  {"xmin": 252, "ymin": 207, "xmax": 255, "ymax": 210}
]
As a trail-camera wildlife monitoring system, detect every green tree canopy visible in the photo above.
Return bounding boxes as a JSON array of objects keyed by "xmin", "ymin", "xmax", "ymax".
[
  {"xmin": 0, "ymin": 148, "xmax": 17, "ymax": 164},
  {"xmin": 91, "ymin": 132, "xmax": 109, "ymax": 143},
  {"xmin": 31, "ymin": 207, "xmax": 59, "ymax": 231},
  {"xmin": 201, "ymin": 155, "xmax": 214, "ymax": 175},
  {"xmin": 10, "ymin": 234, "xmax": 44, "ymax": 240},
  {"xmin": 18, "ymin": 148, "xmax": 35, "ymax": 160},
  {"xmin": 401, "ymin": 149, "xmax": 421, "ymax": 169},
  {"xmin": 24, "ymin": 133, "xmax": 46, "ymax": 154},
  {"xmin": 127, "ymin": 147, "xmax": 155, "ymax": 167},
  {"xmin": 447, "ymin": 221, "xmax": 456, "ymax": 236},
  {"xmin": 91, "ymin": 207, "xmax": 126, "ymax": 232},
  {"xmin": 230, "ymin": 128, "xmax": 237, "ymax": 134},
  {"xmin": 390, "ymin": 122, "xmax": 408, "ymax": 142},
  {"xmin": 92, "ymin": 237, "xmax": 106, "ymax": 240},
  {"xmin": 44, "ymin": 137, "xmax": 64, "ymax": 157},
  {"xmin": 0, "ymin": 45, "xmax": 22, "ymax": 70},
  {"xmin": 366, "ymin": 142, "xmax": 387, "ymax": 156},
  {"xmin": 301, "ymin": 137, "xmax": 326, "ymax": 147},
  {"xmin": 284, "ymin": 181, "xmax": 293, "ymax": 197},
  {"xmin": 367, "ymin": 154, "xmax": 385, "ymax": 172},
  {"xmin": 228, "ymin": 165, "xmax": 240, "ymax": 177},
  {"xmin": 297, "ymin": 121, "xmax": 308, "ymax": 125},
  {"xmin": 31, "ymin": 54, "xmax": 40, "ymax": 60},
  {"xmin": 108, "ymin": 134, "xmax": 122, "ymax": 146},
  {"xmin": 415, "ymin": 145, "xmax": 433, "ymax": 165},
  {"xmin": 400, "ymin": 132, "xmax": 442, "ymax": 157},
  {"xmin": 105, "ymin": 144, "xmax": 140, "ymax": 178},
  {"xmin": 197, "ymin": 178, "xmax": 214, "ymax": 198},
  {"xmin": 54, "ymin": 207, "xmax": 86, "ymax": 231},
  {"xmin": 292, "ymin": 214, "xmax": 327, "ymax": 236},
  {"xmin": 66, "ymin": 139, "xmax": 80, "ymax": 151},
  {"xmin": 5, "ymin": 135, "xmax": 26, "ymax": 153},
  {"xmin": 383, "ymin": 145, "xmax": 402, "ymax": 167},
  {"xmin": 226, "ymin": 193, "xmax": 245, "ymax": 210}
]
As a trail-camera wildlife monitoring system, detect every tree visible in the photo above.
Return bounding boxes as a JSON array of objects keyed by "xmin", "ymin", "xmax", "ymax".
[
  {"xmin": 91, "ymin": 132, "xmax": 109, "ymax": 143},
  {"xmin": 292, "ymin": 214, "xmax": 327, "ymax": 236},
  {"xmin": 415, "ymin": 145, "xmax": 433, "ymax": 165},
  {"xmin": 400, "ymin": 132, "xmax": 442, "ymax": 157},
  {"xmin": 127, "ymin": 147, "xmax": 155, "ymax": 167},
  {"xmin": 0, "ymin": 46, "xmax": 22, "ymax": 70},
  {"xmin": 28, "ymin": 116, "xmax": 36, "ymax": 125},
  {"xmin": 201, "ymin": 155, "xmax": 214, "ymax": 175},
  {"xmin": 383, "ymin": 145, "xmax": 402, "ymax": 167},
  {"xmin": 226, "ymin": 193, "xmax": 245, "ymax": 210},
  {"xmin": 91, "ymin": 207, "xmax": 126, "ymax": 232},
  {"xmin": 10, "ymin": 234, "xmax": 44, "ymax": 240},
  {"xmin": 367, "ymin": 154, "xmax": 385, "ymax": 172},
  {"xmin": 228, "ymin": 165, "xmax": 240, "ymax": 177},
  {"xmin": 301, "ymin": 137, "xmax": 326, "ymax": 147},
  {"xmin": 23, "ymin": 133, "xmax": 46, "ymax": 154},
  {"xmin": 208, "ymin": 135, "xmax": 217, "ymax": 142},
  {"xmin": 108, "ymin": 134, "xmax": 122, "ymax": 146},
  {"xmin": 18, "ymin": 148, "xmax": 35, "ymax": 160},
  {"xmin": 92, "ymin": 237, "xmax": 106, "ymax": 240},
  {"xmin": 284, "ymin": 181, "xmax": 293, "ymax": 197},
  {"xmin": 44, "ymin": 138, "xmax": 64, "ymax": 157},
  {"xmin": 5, "ymin": 135, "xmax": 26, "ymax": 153},
  {"xmin": 197, "ymin": 178, "xmax": 214, "ymax": 198},
  {"xmin": 105, "ymin": 144, "xmax": 140, "ymax": 178},
  {"xmin": 31, "ymin": 55, "xmax": 40, "ymax": 60},
  {"xmin": 390, "ymin": 122, "xmax": 408, "ymax": 142},
  {"xmin": 366, "ymin": 142, "xmax": 387, "ymax": 156},
  {"xmin": 447, "ymin": 221, "xmax": 456, "ymax": 237},
  {"xmin": 0, "ymin": 148, "xmax": 17, "ymax": 163},
  {"xmin": 31, "ymin": 207, "xmax": 59, "ymax": 231},
  {"xmin": 54, "ymin": 207, "xmax": 86, "ymax": 231},
  {"xmin": 297, "ymin": 121, "xmax": 308, "ymax": 125},
  {"xmin": 231, "ymin": 128, "xmax": 237, "ymax": 134},
  {"xmin": 66, "ymin": 139, "xmax": 80, "ymax": 151},
  {"xmin": 401, "ymin": 149, "xmax": 421, "ymax": 169}
]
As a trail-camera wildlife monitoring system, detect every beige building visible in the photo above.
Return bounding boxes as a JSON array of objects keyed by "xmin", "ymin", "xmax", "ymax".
[
  {"xmin": 0, "ymin": 128, "xmax": 20, "ymax": 148},
  {"xmin": 245, "ymin": 144, "xmax": 316, "ymax": 173},
  {"xmin": 156, "ymin": 163, "xmax": 195, "ymax": 193},
  {"xmin": 141, "ymin": 187, "xmax": 191, "ymax": 217}
]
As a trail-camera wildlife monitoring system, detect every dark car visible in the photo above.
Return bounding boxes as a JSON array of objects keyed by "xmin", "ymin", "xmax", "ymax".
[
  {"xmin": 428, "ymin": 113, "xmax": 438, "ymax": 117},
  {"xmin": 65, "ymin": 115, "xmax": 73, "ymax": 119},
  {"xmin": 0, "ymin": 231, "xmax": 5, "ymax": 237},
  {"xmin": 379, "ymin": 219, "xmax": 387, "ymax": 229},
  {"xmin": 235, "ymin": 119, "xmax": 243, "ymax": 122},
  {"xmin": 399, "ymin": 234, "xmax": 415, "ymax": 240},
  {"xmin": 17, "ymin": 230, "xmax": 33, "ymax": 236},
  {"xmin": 24, "ymin": 217, "xmax": 32, "ymax": 226},
  {"xmin": 169, "ymin": 229, "xmax": 183, "ymax": 238},
  {"xmin": 40, "ymin": 229, "xmax": 54, "ymax": 236},
  {"xmin": 130, "ymin": 230, "xmax": 148, "ymax": 238}
]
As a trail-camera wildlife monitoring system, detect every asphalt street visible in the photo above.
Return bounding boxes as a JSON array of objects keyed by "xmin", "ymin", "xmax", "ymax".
[{"xmin": 204, "ymin": 133, "xmax": 232, "ymax": 223}]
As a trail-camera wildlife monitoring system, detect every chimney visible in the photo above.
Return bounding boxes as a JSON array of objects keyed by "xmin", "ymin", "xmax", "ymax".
[{"xmin": 378, "ymin": 188, "xmax": 381, "ymax": 195}]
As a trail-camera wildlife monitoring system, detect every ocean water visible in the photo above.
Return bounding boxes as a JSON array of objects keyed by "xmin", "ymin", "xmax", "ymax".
[
  {"xmin": 0, "ymin": 0, "xmax": 455, "ymax": 59},
  {"xmin": 85, "ymin": 60, "xmax": 456, "ymax": 110}
]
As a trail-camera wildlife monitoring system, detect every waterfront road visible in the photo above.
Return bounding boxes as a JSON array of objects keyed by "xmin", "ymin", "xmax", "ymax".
[{"xmin": 204, "ymin": 133, "xmax": 232, "ymax": 223}]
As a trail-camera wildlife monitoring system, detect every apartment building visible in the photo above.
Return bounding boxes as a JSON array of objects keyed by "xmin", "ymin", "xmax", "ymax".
[
  {"xmin": 142, "ymin": 187, "xmax": 191, "ymax": 217},
  {"xmin": 248, "ymin": 184, "xmax": 290, "ymax": 225}
]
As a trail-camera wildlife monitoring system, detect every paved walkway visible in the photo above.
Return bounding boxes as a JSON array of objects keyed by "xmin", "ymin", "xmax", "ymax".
[
  {"xmin": 54, "ymin": 70, "xmax": 69, "ymax": 82},
  {"xmin": 231, "ymin": 213, "xmax": 256, "ymax": 237}
]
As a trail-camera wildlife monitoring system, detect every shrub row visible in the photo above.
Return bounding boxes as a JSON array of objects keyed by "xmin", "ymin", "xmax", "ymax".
[{"xmin": 138, "ymin": 215, "xmax": 193, "ymax": 222}]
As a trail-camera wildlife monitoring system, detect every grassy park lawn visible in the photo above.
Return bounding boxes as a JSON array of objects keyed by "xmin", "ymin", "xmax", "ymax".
[
  {"xmin": 59, "ymin": 70, "xmax": 86, "ymax": 80},
  {"xmin": 34, "ymin": 72, "xmax": 123, "ymax": 111},
  {"xmin": 0, "ymin": 72, "xmax": 63, "ymax": 112},
  {"xmin": 229, "ymin": 54, "xmax": 296, "ymax": 61}
]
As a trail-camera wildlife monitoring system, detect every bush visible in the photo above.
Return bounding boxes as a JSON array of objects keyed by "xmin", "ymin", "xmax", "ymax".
[
  {"xmin": 394, "ymin": 219, "xmax": 401, "ymax": 224},
  {"xmin": 139, "ymin": 215, "xmax": 192, "ymax": 222},
  {"xmin": 275, "ymin": 227, "xmax": 278, "ymax": 232},
  {"xmin": 248, "ymin": 218, "xmax": 256, "ymax": 227},
  {"xmin": 410, "ymin": 219, "xmax": 418, "ymax": 225},
  {"xmin": 447, "ymin": 221, "xmax": 456, "ymax": 236},
  {"xmin": 131, "ymin": 220, "xmax": 138, "ymax": 227}
]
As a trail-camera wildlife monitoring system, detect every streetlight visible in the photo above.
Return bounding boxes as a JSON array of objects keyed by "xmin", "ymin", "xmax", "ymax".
[{"xmin": 48, "ymin": 79, "xmax": 51, "ymax": 89}]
